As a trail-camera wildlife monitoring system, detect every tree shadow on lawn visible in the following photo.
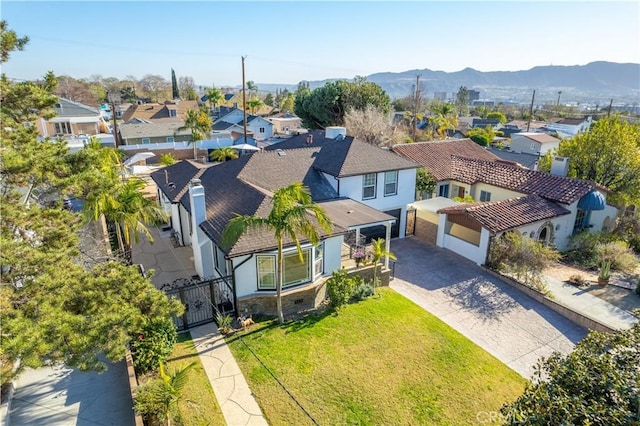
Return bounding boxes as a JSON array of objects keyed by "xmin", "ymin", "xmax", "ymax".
[{"xmin": 441, "ymin": 277, "xmax": 519, "ymax": 320}]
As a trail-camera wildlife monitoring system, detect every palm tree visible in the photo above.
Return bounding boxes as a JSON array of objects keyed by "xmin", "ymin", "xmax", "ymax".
[
  {"xmin": 85, "ymin": 178, "xmax": 167, "ymax": 261},
  {"xmin": 430, "ymin": 103, "xmax": 458, "ymax": 139},
  {"xmin": 138, "ymin": 361, "xmax": 196, "ymax": 426},
  {"xmin": 177, "ymin": 108, "xmax": 212, "ymax": 160},
  {"xmin": 246, "ymin": 80, "xmax": 258, "ymax": 98},
  {"xmin": 209, "ymin": 147, "xmax": 238, "ymax": 162},
  {"xmin": 222, "ymin": 183, "xmax": 332, "ymax": 324},
  {"xmin": 370, "ymin": 238, "xmax": 396, "ymax": 295},
  {"xmin": 206, "ymin": 87, "xmax": 223, "ymax": 115},
  {"xmin": 247, "ymin": 97, "xmax": 264, "ymax": 115}
]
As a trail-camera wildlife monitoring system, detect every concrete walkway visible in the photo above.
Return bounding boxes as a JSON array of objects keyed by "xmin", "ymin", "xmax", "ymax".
[
  {"xmin": 390, "ymin": 238, "xmax": 588, "ymax": 378},
  {"xmin": 542, "ymin": 275, "xmax": 638, "ymax": 330},
  {"xmin": 190, "ymin": 323, "xmax": 268, "ymax": 426}
]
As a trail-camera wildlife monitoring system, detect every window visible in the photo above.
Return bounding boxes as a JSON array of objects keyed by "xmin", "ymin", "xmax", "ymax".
[
  {"xmin": 259, "ymin": 127, "xmax": 265, "ymax": 133},
  {"xmin": 362, "ymin": 173, "xmax": 377, "ymax": 200},
  {"xmin": 384, "ymin": 171, "xmax": 398, "ymax": 196},
  {"xmin": 168, "ymin": 109, "xmax": 177, "ymax": 117},
  {"xmin": 438, "ymin": 184, "xmax": 449, "ymax": 198},
  {"xmin": 530, "ymin": 142, "xmax": 536, "ymax": 150},
  {"xmin": 166, "ymin": 136, "xmax": 175, "ymax": 143},
  {"xmin": 282, "ymin": 249, "xmax": 311, "ymax": 287},
  {"xmin": 141, "ymin": 138, "xmax": 151, "ymax": 144},
  {"xmin": 480, "ymin": 190, "xmax": 491, "ymax": 202},
  {"xmin": 314, "ymin": 243, "xmax": 324, "ymax": 277},
  {"xmin": 54, "ymin": 122, "xmax": 72, "ymax": 134},
  {"xmin": 257, "ymin": 255, "xmax": 276, "ymax": 289}
]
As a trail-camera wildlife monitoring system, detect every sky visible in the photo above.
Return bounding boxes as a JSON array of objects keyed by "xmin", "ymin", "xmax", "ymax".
[{"xmin": 2, "ymin": 1, "xmax": 639, "ymax": 87}]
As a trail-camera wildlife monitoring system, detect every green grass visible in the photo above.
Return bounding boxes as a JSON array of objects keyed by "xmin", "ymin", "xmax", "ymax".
[
  {"xmin": 165, "ymin": 332, "xmax": 226, "ymax": 426},
  {"xmin": 227, "ymin": 288, "xmax": 527, "ymax": 425}
]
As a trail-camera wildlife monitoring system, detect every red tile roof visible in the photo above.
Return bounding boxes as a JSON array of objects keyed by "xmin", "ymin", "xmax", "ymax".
[
  {"xmin": 437, "ymin": 195, "xmax": 571, "ymax": 234},
  {"xmin": 391, "ymin": 139, "xmax": 500, "ymax": 181}
]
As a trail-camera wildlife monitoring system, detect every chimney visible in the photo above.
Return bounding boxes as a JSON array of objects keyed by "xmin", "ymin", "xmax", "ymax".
[
  {"xmin": 306, "ymin": 134, "xmax": 313, "ymax": 144},
  {"xmin": 188, "ymin": 178, "xmax": 206, "ymax": 226},
  {"xmin": 550, "ymin": 156, "xmax": 569, "ymax": 177},
  {"xmin": 325, "ymin": 126, "xmax": 347, "ymax": 140},
  {"xmin": 533, "ymin": 161, "xmax": 539, "ymax": 171}
]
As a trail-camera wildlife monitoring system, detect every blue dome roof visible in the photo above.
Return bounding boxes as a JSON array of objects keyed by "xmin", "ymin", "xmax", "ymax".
[{"xmin": 577, "ymin": 190, "xmax": 606, "ymax": 211}]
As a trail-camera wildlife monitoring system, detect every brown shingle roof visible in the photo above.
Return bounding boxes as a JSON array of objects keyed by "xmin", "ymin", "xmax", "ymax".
[
  {"xmin": 121, "ymin": 100, "xmax": 199, "ymax": 122},
  {"xmin": 437, "ymin": 195, "xmax": 571, "ymax": 234},
  {"xmin": 449, "ymin": 157, "xmax": 594, "ymax": 204},
  {"xmin": 391, "ymin": 139, "xmax": 500, "ymax": 180}
]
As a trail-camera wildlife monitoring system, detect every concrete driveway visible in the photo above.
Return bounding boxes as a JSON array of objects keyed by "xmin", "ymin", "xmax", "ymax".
[{"xmin": 390, "ymin": 238, "xmax": 588, "ymax": 378}]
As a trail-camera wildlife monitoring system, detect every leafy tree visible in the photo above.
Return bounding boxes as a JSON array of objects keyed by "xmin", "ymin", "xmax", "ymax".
[
  {"xmin": 280, "ymin": 92, "xmax": 295, "ymax": 114},
  {"xmin": 1, "ymin": 28, "xmax": 182, "ymax": 377},
  {"xmin": 473, "ymin": 105, "xmax": 491, "ymax": 119},
  {"xmin": 455, "ymin": 86, "xmax": 470, "ymax": 116},
  {"xmin": 487, "ymin": 111, "xmax": 507, "ymax": 123},
  {"xmin": 247, "ymin": 97, "xmax": 264, "ymax": 114},
  {"xmin": 539, "ymin": 116, "xmax": 640, "ymax": 206},
  {"xmin": 1, "ymin": 20, "xmax": 29, "ymax": 63},
  {"xmin": 467, "ymin": 125, "xmax": 500, "ymax": 146},
  {"xmin": 209, "ymin": 147, "xmax": 238, "ymax": 162},
  {"xmin": 120, "ymin": 86, "xmax": 136, "ymax": 102},
  {"xmin": 129, "ymin": 317, "xmax": 178, "ymax": 375},
  {"xmin": 295, "ymin": 78, "xmax": 390, "ymax": 129},
  {"xmin": 264, "ymin": 93, "xmax": 274, "ymax": 107},
  {"xmin": 370, "ymin": 238, "xmax": 396, "ymax": 295},
  {"xmin": 139, "ymin": 74, "xmax": 170, "ymax": 102},
  {"xmin": 415, "ymin": 168, "xmax": 437, "ymax": 200},
  {"xmin": 502, "ymin": 323, "xmax": 640, "ymax": 425},
  {"xmin": 177, "ymin": 107, "xmax": 212, "ymax": 159},
  {"xmin": 222, "ymin": 183, "xmax": 332, "ymax": 324},
  {"xmin": 177, "ymin": 75, "xmax": 195, "ymax": 100}
]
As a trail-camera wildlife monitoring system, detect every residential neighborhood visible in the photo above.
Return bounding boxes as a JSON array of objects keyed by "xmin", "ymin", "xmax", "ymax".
[{"xmin": 2, "ymin": 5, "xmax": 640, "ymax": 426}]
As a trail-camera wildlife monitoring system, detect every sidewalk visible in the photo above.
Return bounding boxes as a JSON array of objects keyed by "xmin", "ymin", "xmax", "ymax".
[
  {"xmin": 543, "ymin": 275, "xmax": 638, "ymax": 331},
  {"xmin": 190, "ymin": 323, "xmax": 268, "ymax": 426}
]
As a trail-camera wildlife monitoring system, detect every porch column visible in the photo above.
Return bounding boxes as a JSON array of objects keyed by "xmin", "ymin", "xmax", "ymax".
[
  {"xmin": 355, "ymin": 228, "xmax": 361, "ymax": 247},
  {"xmin": 384, "ymin": 222, "xmax": 391, "ymax": 269}
]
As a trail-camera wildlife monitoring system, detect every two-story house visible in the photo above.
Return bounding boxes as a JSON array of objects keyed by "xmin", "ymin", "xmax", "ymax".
[
  {"xmin": 214, "ymin": 107, "xmax": 274, "ymax": 140},
  {"xmin": 508, "ymin": 132, "xmax": 560, "ymax": 155},
  {"xmin": 151, "ymin": 127, "xmax": 419, "ymax": 316}
]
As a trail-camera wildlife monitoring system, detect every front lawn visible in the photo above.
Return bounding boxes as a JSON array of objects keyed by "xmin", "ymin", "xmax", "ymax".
[
  {"xmin": 227, "ymin": 288, "xmax": 526, "ymax": 425},
  {"xmin": 165, "ymin": 332, "xmax": 226, "ymax": 426}
]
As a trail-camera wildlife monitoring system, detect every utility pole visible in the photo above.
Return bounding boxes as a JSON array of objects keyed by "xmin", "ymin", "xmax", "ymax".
[
  {"xmin": 413, "ymin": 75, "xmax": 420, "ymax": 141},
  {"xmin": 242, "ymin": 56, "xmax": 248, "ymax": 146},
  {"xmin": 556, "ymin": 91, "xmax": 562, "ymax": 115},
  {"xmin": 526, "ymin": 89, "xmax": 536, "ymax": 132},
  {"xmin": 108, "ymin": 91, "xmax": 119, "ymax": 149},
  {"xmin": 607, "ymin": 98, "xmax": 613, "ymax": 117}
]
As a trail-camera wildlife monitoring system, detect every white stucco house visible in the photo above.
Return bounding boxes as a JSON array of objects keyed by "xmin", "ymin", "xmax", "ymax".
[
  {"xmin": 393, "ymin": 139, "xmax": 618, "ymax": 265},
  {"xmin": 509, "ymin": 132, "xmax": 560, "ymax": 156},
  {"xmin": 213, "ymin": 107, "xmax": 274, "ymax": 140},
  {"xmin": 151, "ymin": 127, "xmax": 419, "ymax": 316}
]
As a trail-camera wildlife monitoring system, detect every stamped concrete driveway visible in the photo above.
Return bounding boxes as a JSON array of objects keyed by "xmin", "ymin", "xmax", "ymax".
[{"xmin": 390, "ymin": 238, "xmax": 588, "ymax": 378}]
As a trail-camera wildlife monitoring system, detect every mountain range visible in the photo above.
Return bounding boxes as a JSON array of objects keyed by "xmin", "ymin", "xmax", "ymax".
[{"xmin": 258, "ymin": 62, "xmax": 640, "ymax": 105}]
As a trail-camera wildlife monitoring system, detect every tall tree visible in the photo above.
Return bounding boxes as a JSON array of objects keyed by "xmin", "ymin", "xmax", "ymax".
[
  {"xmin": 177, "ymin": 75, "xmax": 195, "ymax": 100},
  {"xmin": 295, "ymin": 78, "xmax": 390, "ymax": 129},
  {"xmin": 247, "ymin": 97, "xmax": 264, "ymax": 114},
  {"xmin": 206, "ymin": 87, "xmax": 223, "ymax": 114},
  {"xmin": 1, "ymin": 20, "xmax": 29, "ymax": 62},
  {"xmin": 344, "ymin": 104, "xmax": 395, "ymax": 147},
  {"xmin": 177, "ymin": 107, "xmax": 212, "ymax": 159},
  {"xmin": 429, "ymin": 102, "xmax": 459, "ymax": 139},
  {"xmin": 222, "ymin": 183, "xmax": 332, "ymax": 324},
  {"xmin": 0, "ymin": 25, "xmax": 181, "ymax": 377},
  {"xmin": 455, "ymin": 86, "xmax": 470, "ymax": 116},
  {"xmin": 539, "ymin": 116, "xmax": 640, "ymax": 206},
  {"xmin": 139, "ymin": 74, "xmax": 169, "ymax": 102}
]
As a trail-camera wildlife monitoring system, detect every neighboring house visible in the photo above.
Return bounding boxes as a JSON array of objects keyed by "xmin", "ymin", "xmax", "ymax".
[
  {"xmin": 509, "ymin": 132, "xmax": 560, "ymax": 155},
  {"xmin": 120, "ymin": 100, "xmax": 200, "ymax": 123},
  {"xmin": 37, "ymin": 98, "xmax": 107, "ymax": 138},
  {"xmin": 222, "ymin": 93, "xmax": 242, "ymax": 109},
  {"xmin": 543, "ymin": 117, "xmax": 592, "ymax": 138},
  {"xmin": 488, "ymin": 148, "xmax": 541, "ymax": 170},
  {"xmin": 506, "ymin": 119, "xmax": 547, "ymax": 132},
  {"xmin": 151, "ymin": 127, "xmax": 419, "ymax": 316},
  {"xmin": 118, "ymin": 121, "xmax": 192, "ymax": 145},
  {"xmin": 393, "ymin": 139, "xmax": 617, "ymax": 265},
  {"xmin": 214, "ymin": 107, "xmax": 274, "ymax": 140},
  {"xmin": 267, "ymin": 113, "xmax": 303, "ymax": 135},
  {"xmin": 472, "ymin": 118, "xmax": 501, "ymax": 129}
]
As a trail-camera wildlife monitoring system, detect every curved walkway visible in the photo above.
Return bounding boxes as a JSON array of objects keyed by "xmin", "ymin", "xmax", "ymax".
[{"xmin": 390, "ymin": 238, "xmax": 588, "ymax": 379}]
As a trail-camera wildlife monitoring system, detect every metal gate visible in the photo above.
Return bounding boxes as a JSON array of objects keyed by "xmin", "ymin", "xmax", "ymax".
[{"xmin": 161, "ymin": 276, "xmax": 234, "ymax": 331}]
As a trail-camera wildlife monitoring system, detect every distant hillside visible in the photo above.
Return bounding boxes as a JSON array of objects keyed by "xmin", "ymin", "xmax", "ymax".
[{"xmin": 258, "ymin": 61, "xmax": 640, "ymax": 104}]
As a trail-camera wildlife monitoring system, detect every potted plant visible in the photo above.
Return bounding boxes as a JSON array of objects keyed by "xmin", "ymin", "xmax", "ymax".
[
  {"xmin": 353, "ymin": 250, "xmax": 366, "ymax": 267},
  {"xmin": 598, "ymin": 260, "xmax": 611, "ymax": 285}
]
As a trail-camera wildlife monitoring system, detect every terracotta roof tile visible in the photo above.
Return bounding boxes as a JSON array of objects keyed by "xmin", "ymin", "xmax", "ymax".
[
  {"xmin": 391, "ymin": 139, "xmax": 500, "ymax": 181},
  {"xmin": 437, "ymin": 195, "xmax": 571, "ymax": 234}
]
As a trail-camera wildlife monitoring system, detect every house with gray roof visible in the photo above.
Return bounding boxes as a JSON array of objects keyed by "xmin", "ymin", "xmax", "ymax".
[
  {"xmin": 151, "ymin": 127, "xmax": 419, "ymax": 317},
  {"xmin": 214, "ymin": 107, "xmax": 274, "ymax": 140},
  {"xmin": 37, "ymin": 97, "xmax": 107, "ymax": 138},
  {"xmin": 393, "ymin": 139, "xmax": 618, "ymax": 265}
]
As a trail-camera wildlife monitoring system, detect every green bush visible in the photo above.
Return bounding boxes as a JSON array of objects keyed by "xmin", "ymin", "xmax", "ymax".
[
  {"xmin": 351, "ymin": 281, "xmax": 374, "ymax": 301},
  {"xmin": 596, "ymin": 241, "xmax": 639, "ymax": 274},
  {"xmin": 133, "ymin": 377, "xmax": 167, "ymax": 425},
  {"xmin": 327, "ymin": 268, "xmax": 357, "ymax": 309},
  {"xmin": 215, "ymin": 311, "xmax": 233, "ymax": 335},
  {"xmin": 566, "ymin": 231, "xmax": 615, "ymax": 268},
  {"xmin": 130, "ymin": 318, "xmax": 178, "ymax": 375}
]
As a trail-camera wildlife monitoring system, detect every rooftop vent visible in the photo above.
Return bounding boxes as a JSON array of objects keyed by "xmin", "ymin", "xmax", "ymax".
[{"xmin": 277, "ymin": 149, "xmax": 286, "ymax": 156}]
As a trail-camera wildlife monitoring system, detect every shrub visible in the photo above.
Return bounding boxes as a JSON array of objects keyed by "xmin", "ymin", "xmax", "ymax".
[
  {"xmin": 327, "ymin": 268, "xmax": 356, "ymax": 309},
  {"xmin": 130, "ymin": 318, "xmax": 178, "ymax": 375},
  {"xmin": 215, "ymin": 311, "xmax": 233, "ymax": 335},
  {"xmin": 566, "ymin": 231, "xmax": 614, "ymax": 268},
  {"xmin": 351, "ymin": 280, "xmax": 374, "ymax": 301},
  {"xmin": 488, "ymin": 231, "xmax": 561, "ymax": 291},
  {"xmin": 159, "ymin": 153, "xmax": 177, "ymax": 166},
  {"xmin": 596, "ymin": 241, "xmax": 639, "ymax": 274}
]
